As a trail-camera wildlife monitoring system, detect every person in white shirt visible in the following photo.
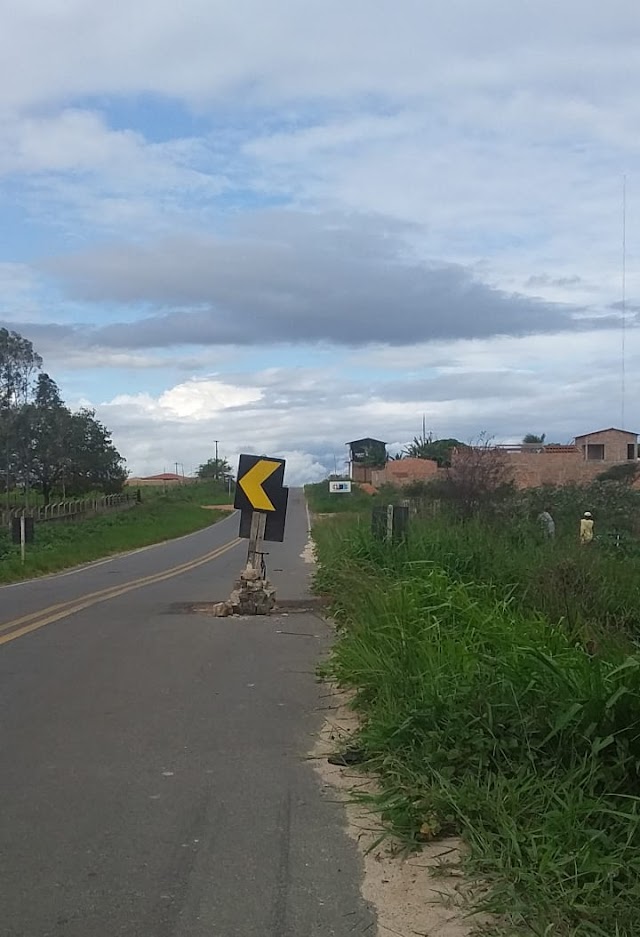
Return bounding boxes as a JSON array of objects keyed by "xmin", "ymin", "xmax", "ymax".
[{"xmin": 537, "ymin": 507, "xmax": 555, "ymax": 539}]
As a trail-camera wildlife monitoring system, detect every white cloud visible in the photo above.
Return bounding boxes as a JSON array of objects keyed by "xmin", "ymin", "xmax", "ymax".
[
  {"xmin": 1, "ymin": 1, "xmax": 639, "ymax": 110},
  {"xmin": 1, "ymin": 0, "xmax": 640, "ymax": 482},
  {"xmin": 109, "ymin": 378, "xmax": 262, "ymax": 421},
  {"xmin": 84, "ymin": 325, "xmax": 640, "ymax": 483}
]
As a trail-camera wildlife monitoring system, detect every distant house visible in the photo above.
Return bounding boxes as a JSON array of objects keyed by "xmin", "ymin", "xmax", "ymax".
[
  {"xmin": 462, "ymin": 427, "xmax": 640, "ymax": 489},
  {"xmin": 126, "ymin": 473, "xmax": 195, "ymax": 487},
  {"xmin": 347, "ymin": 437, "xmax": 387, "ymax": 483},
  {"xmin": 574, "ymin": 428, "xmax": 638, "ymax": 463}
]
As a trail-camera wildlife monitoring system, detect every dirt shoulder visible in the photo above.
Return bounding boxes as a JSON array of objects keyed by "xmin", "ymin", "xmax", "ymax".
[{"xmin": 312, "ymin": 684, "xmax": 490, "ymax": 937}]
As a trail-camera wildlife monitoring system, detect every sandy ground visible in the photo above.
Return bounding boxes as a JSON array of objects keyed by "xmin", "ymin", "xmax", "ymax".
[{"xmin": 312, "ymin": 685, "xmax": 490, "ymax": 937}]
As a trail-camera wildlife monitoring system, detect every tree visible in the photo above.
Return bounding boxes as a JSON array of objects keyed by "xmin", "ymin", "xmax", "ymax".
[
  {"xmin": 444, "ymin": 434, "xmax": 514, "ymax": 518},
  {"xmin": 0, "ymin": 328, "xmax": 42, "ymax": 410},
  {"xmin": 28, "ymin": 373, "xmax": 73, "ymax": 504},
  {"xmin": 65, "ymin": 408, "xmax": 127, "ymax": 495},
  {"xmin": 197, "ymin": 457, "xmax": 232, "ymax": 479},
  {"xmin": 0, "ymin": 329, "xmax": 127, "ymax": 504},
  {"xmin": 0, "ymin": 329, "xmax": 42, "ymax": 505},
  {"xmin": 523, "ymin": 433, "xmax": 546, "ymax": 445},
  {"xmin": 404, "ymin": 434, "xmax": 466, "ymax": 467}
]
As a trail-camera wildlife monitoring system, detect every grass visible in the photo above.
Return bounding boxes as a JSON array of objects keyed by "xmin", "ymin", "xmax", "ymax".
[
  {"xmin": 130, "ymin": 479, "xmax": 235, "ymax": 505},
  {"xmin": 313, "ymin": 513, "xmax": 640, "ymax": 936},
  {"xmin": 305, "ymin": 479, "xmax": 401, "ymax": 514},
  {"xmin": 0, "ymin": 480, "xmax": 232, "ymax": 583}
]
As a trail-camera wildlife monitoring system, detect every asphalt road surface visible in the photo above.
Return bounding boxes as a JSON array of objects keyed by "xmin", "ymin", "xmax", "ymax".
[{"xmin": 0, "ymin": 489, "xmax": 375, "ymax": 936}]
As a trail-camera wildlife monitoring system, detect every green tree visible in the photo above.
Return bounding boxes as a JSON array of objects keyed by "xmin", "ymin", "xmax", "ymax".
[
  {"xmin": 66, "ymin": 408, "xmax": 128, "ymax": 495},
  {"xmin": 0, "ymin": 328, "xmax": 42, "ymax": 410},
  {"xmin": 197, "ymin": 457, "xmax": 232, "ymax": 479},
  {"xmin": 523, "ymin": 433, "xmax": 546, "ymax": 445},
  {"xmin": 0, "ymin": 329, "xmax": 128, "ymax": 505},
  {"xmin": 28, "ymin": 373, "xmax": 73, "ymax": 504},
  {"xmin": 0, "ymin": 329, "xmax": 42, "ymax": 505},
  {"xmin": 404, "ymin": 434, "xmax": 465, "ymax": 467}
]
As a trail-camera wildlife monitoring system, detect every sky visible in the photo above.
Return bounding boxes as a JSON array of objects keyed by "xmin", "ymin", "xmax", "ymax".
[{"xmin": 1, "ymin": 0, "xmax": 639, "ymax": 485}]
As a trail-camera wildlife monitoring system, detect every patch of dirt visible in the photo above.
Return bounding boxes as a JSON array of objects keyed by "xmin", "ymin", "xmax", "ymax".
[
  {"xmin": 200, "ymin": 504, "xmax": 235, "ymax": 511},
  {"xmin": 312, "ymin": 685, "xmax": 491, "ymax": 937},
  {"xmin": 301, "ymin": 537, "xmax": 317, "ymax": 565}
]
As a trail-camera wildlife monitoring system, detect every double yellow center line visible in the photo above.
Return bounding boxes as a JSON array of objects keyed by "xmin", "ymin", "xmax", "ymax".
[{"xmin": 0, "ymin": 537, "xmax": 242, "ymax": 647}]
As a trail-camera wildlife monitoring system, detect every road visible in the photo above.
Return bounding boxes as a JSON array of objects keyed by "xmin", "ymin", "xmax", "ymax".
[{"xmin": 0, "ymin": 489, "xmax": 375, "ymax": 936}]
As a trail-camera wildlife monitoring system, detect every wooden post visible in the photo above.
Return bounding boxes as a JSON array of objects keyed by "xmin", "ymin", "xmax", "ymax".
[
  {"xmin": 386, "ymin": 504, "xmax": 394, "ymax": 543},
  {"xmin": 246, "ymin": 511, "xmax": 266, "ymax": 571}
]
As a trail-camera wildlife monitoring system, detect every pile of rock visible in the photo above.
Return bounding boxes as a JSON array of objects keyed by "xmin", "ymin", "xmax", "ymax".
[{"xmin": 211, "ymin": 564, "xmax": 277, "ymax": 617}]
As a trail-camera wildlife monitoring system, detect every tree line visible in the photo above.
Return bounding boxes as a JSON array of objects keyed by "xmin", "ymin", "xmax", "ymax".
[{"xmin": 0, "ymin": 328, "xmax": 127, "ymax": 506}]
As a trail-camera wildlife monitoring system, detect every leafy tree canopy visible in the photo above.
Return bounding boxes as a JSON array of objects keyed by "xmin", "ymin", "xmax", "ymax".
[
  {"xmin": 0, "ymin": 332, "xmax": 127, "ymax": 503},
  {"xmin": 197, "ymin": 457, "xmax": 232, "ymax": 479},
  {"xmin": 404, "ymin": 435, "xmax": 466, "ymax": 467}
]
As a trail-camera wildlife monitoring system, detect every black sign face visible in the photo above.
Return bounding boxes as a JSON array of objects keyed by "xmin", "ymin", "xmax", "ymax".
[
  {"xmin": 11, "ymin": 517, "xmax": 35, "ymax": 544},
  {"xmin": 234, "ymin": 454, "xmax": 286, "ymax": 513},
  {"xmin": 239, "ymin": 487, "xmax": 289, "ymax": 543},
  {"xmin": 234, "ymin": 453, "xmax": 288, "ymax": 542}
]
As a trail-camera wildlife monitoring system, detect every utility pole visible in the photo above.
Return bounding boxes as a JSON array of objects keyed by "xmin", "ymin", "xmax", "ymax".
[{"xmin": 214, "ymin": 440, "xmax": 219, "ymax": 479}]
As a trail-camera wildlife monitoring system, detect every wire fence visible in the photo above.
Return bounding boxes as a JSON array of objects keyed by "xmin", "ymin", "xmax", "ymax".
[{"xmin": 0, "ymin": 493, "xmax": 134, "ymax": 527}]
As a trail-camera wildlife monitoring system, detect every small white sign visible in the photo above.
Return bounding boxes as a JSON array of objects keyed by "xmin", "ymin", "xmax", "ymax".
[{"xmin": 329, "ymin": 481, "xmax": 352, "ymax": 493}]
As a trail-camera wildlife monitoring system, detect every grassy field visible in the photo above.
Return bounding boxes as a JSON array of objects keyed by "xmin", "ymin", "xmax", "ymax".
[
  {"xmin": 313, "ymin": 508, "xmax": 640, "ymax": 936},
  {"xmin": 0, "ymin": 481, "xmax": 233, "ymax": 584},
  {"xmin": 305, "ymin": 479, "xmax": 396, "ymax": 513}
]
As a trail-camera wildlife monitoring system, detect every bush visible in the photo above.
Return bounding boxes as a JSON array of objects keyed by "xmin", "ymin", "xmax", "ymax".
[{"xmin": 313, "ymin": 515, "xmax": 640, "ymax": 935}]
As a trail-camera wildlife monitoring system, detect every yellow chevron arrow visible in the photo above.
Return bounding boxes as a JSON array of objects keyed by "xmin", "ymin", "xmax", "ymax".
[{"xmin": 239, "ymin": 459, "xmax": 281, "ymax": 511}]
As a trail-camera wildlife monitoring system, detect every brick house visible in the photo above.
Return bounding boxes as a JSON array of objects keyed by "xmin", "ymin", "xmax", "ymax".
[
  {"xmin": 483, "ymin": 427, "xmax": 639, "ymax": 489},
  {"xmin": 355, "ymin": 427, "xmax": 640, "ymax": 492},
  {"xmin": 347, "ymin": 438, "xmax": 387, "ymax": 483},
  {"xmin": 574, "ymin": 428, "xmax": 638, "ymax": 463}
]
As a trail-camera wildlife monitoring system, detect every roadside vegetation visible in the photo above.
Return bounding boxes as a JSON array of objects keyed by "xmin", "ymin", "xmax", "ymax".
[
  {"xmin": 0, "ymin": 480, "xmax": 232, "ymax": 584},
  {"xmin": 310, "ymin": 476, "xmax": 640, "ymax": 936},
  {"xmin": 305, "ymin": 479, "xmax": 394, "ymax": 514}
]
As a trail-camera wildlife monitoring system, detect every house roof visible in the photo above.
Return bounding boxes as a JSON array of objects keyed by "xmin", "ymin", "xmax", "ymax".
[
  {"xmin": 574, "ymin": 427, "xmax": 639, "ymax": 439},
  {"xmin": 142, "ymin": 472, "xmax": 183, "ymax": 480},
  {"xmin": 347, "ymin": 437, "xmax": 386, "ymax": 447}
]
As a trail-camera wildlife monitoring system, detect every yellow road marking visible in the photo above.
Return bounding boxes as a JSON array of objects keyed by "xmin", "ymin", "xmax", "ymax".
[
  {"xmin": 0, "ymin": 537, "xmax": 242, "ymax": 635},
  {"xmin": 0, "ymin": 509, "xmax": 239, "ymax": 592},
  {"xmin": 0, "ymin": 537, "xmax": 242, "ymax": 647}
]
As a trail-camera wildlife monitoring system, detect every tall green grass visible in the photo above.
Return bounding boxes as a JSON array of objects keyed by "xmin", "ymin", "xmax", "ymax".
[
  {"xmin": 393, "ymin": 517, "xmax": 640, "ymax": 644},
  {"xmin": 305, "ymin": 480, "xmax": 383, "ymax": 513},
  {"xmin": 314, "ymin": 517, "xmax": 640, "ymax": 935},
  {"xmin": 0, "ymin": 482, "xmax": 230, "ymax": 583}
]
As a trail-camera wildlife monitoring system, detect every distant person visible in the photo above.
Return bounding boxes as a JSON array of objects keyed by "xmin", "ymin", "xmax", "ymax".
[
  {"xmin": 580, "ymin": 511, "xmax": 594, "ymax": 545},
  {"xmin": 537, "ymin": 507, "xmax": 555, "ymax": 539}
]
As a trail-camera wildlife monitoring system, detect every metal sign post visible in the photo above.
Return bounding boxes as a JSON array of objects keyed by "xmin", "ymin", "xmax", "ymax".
[{"xmin": 12, "ymin": 515, "xmax": 34, "ymax": 562}]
